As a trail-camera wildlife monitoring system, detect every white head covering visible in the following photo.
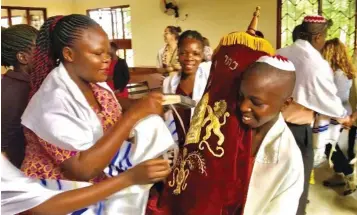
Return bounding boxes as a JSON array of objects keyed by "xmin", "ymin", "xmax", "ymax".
[{"xmin": 256, "ymin": 55, "xmax": 295, "ymax": 71}]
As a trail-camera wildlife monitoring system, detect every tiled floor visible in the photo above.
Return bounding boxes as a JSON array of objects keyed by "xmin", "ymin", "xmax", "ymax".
[
  {"xmin": 307, "ymin": 163, "xmax": 357, "ymax": 215},
  {"xmin": 307, "ymin": 130, "xmax": 357, "ymax": 215}
]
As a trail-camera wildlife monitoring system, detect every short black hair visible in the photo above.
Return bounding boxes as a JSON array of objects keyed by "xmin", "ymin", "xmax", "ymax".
[
  {"xmin": 300, "ymin": 21, "xmax": 329, "ymax": 42},
  {"xmin": 292, "ymin": 24, "xmax": 302, "ymax": 42},
  {"xmin": 255, "ymin": 30, "xmax": 264, "ymax": 38},
  {"xmin": 178, "ymin": 30, "xmax": 205, "ymax": 48},
  {"xmin": 110, "ymin": 41, "xmax": 118, "ymax": 50}
]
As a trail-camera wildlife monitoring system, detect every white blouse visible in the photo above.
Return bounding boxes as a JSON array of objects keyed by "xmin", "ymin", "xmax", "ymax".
[{"xmin": 334, "ymin": 69, "xmax": 352, "ymax": 114}]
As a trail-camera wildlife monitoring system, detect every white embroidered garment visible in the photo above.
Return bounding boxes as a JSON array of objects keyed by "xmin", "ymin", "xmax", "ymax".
[
  {"xmin": 1, "ymin": 155, "xmax": 103, "ymax": 215},
  {"xmin": 277, "ymin": 39, "xmax": 347, "ymax": 118},
  {"xmin": 21, "ymin": 63, "xmax": 176, "ymax": 215},
  {"xmin": 244, "ymin": 114, "xmax": 304, "ymax": 215}
]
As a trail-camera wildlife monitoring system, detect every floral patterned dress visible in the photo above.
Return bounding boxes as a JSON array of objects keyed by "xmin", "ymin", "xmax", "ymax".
[{"xmin": 21, "ymin": 84, "xmax": 121, "ymax": 182}]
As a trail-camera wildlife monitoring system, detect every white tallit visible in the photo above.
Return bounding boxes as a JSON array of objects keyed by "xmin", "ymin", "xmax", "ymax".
[
  {"xmin": 162, "ymin": 61, "xmax": 211, "ymax": 137},
  {"xmin": 162, "ymin": 61, "xmax": 211, "ymax": 117},
  {"xmin": 244, "ymin": 114, "xmax": 304, "ymax": 215},
  {"xmin": 312, "ymin": 69, "xmax": 352, "ymax": 167},
  {"xmin": 312, "ymin": 115, "xmax": 342, "ymax": 167},
  {"xmin": 277, "ymin": 39, "xmax": 347, "ymax": 118},
  {"xmin": 21, "ymin": 63, "xmax": 176, "ymax": 215},
  {"xmin": 1, "ymin": 155, "xmax": 103, "ymax": 215}
]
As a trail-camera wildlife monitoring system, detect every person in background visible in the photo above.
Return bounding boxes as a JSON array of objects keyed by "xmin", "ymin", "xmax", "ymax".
[
  {"xmin": 292, "ymin": 24, "xmax": 302, "ymax": 42},
  {"xmin": 277, "ymin": 15, "xmax": 357, "ymax": 214},
  {"xmin": 348, "ymin": 46, "xmax": 357, "ymax": 194},
  {"xmin": 162, "ymin": 30, "xmax": 211, "ymax": 147},
  {"xmin": 323, "ymin": 38, "xmax": 355, "ymax": 115},
  {"xmin": 321, "ymin": 38, "xmax": 357, "ymax": 195},
  {"xmin": 203, "ymin": 37, "xmax": 213, "ymax": 61},
  {"xmin": 1, "ymin": 24, "xmax": 38, "ymax": 168},
  {"xmin": 157, "ymin": 26, "xmax": 182, "ymax": 76},
  {"xmin": 107, "ymin": 41, "xmax": 130, "ymax": 98},
  {"xmin": 255, "ymin": 30, "xmax": 264, "ymax": 38}
]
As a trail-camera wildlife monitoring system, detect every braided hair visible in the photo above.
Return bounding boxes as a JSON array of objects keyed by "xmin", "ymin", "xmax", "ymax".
[
  {"xmin": 30, "ymin": 14, "xmax": 99, "ymax": 98},
  {"xmin": 1, "ymin": 24, "xmax": 38, "ymax": 68}
]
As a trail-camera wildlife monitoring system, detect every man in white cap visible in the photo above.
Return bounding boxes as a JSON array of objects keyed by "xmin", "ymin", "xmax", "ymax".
[{"xmin": 277, "ymin": 15, "xmax": 357, "ymax": 215}]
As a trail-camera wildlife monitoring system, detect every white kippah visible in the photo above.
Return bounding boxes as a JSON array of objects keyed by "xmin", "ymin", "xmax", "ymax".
[{"xmin": 256, "ymin": 55, "xmax": 295, "ymax": 72}]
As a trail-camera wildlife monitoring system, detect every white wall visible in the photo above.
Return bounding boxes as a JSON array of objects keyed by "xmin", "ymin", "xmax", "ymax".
[
  {"xmin": 2, "ymin": 0, "xmax": 75, "ymax": 17},
  {"xmin": 2, "ymin": 0, "xmax": 278, "ymax": 66},
  {"xmin": 74, "ymin": 0, "xmax": 277, "ymax": 66}
]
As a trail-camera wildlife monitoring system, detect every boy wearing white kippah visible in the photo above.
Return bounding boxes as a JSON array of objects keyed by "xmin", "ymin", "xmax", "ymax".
[{"xmin": 239, "ymin": 55, "xmax": 304, "ymax": 215}]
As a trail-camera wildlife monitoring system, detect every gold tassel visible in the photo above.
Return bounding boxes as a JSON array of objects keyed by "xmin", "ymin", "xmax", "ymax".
[{"xmin": 217, "ymin": 31, "xmax": 275, "ymax": 55}]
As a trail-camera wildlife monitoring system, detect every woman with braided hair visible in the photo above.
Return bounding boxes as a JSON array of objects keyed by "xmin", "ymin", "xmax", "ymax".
[
  {"xmin": 19, "ymin": 15, "xmax": 175, "ymax": 213},
  {"xmin": 1, "ymin": 24, "xmax": 38, "ymax": 168}
]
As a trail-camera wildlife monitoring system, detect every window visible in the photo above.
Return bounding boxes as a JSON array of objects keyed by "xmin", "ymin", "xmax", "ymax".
[
  {"xmin": 277, "ymin": 0, "xmax": 356, "ymax": 54},
  {"xmin": 88, "ymin": 6, "xmax": 133, "ymax": 67},
  {"xmin": 1, "ymin": 6, "xmax": 47, "ymax": 30}
]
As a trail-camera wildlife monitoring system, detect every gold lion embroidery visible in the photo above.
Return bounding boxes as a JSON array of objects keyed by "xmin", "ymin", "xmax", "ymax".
[
  {"xmin": 199, "ymin": 100, "xmax": 230, "ymax": 157},
  {"xmin": 185, "ymin": 93, "xmax": 209, "ymax": 145},
  {"xmin": 169, "ymin": 148, "xmax": 207, "ymax": 195}
]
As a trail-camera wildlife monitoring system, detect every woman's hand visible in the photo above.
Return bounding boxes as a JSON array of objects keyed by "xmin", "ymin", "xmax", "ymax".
[
  {"xmin": 124, "ymin": 158, "xmax": 171, "ymax": 185},
  {"xmin": 126, "ymin": 92, "xmax": 164, "ymax": 120},
  {"xmin": 339, "ymin": 111, "xmax": 357, "ymax": 129}
]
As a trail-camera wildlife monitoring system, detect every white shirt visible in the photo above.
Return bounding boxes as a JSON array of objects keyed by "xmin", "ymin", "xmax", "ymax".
[
  {"xmin": 244, "ymin": 114, "xmax": 304, "ymax": 215},
  {"xmin": 334, "ymin": 69, "xmax": 352, "ymax": 114},
  {"xmin": 277, "ymin": 39, "xmax": 347, "ymax": 118},
  {"xmin": 157, "ymin": 46, "xmax": 165, "ymax": 68},
  {"xmin": 21, "ymin": 63, "xmax": 176, "ymax": 215}
]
